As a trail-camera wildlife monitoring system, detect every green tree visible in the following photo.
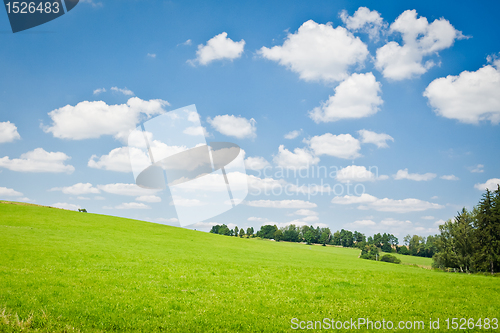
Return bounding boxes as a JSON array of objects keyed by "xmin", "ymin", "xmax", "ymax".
[
  {"xmin": 304, "ymin": 231, "xmax": 314, "ymax": 245},
  {"xmin": 246, "ymin": 227, "xmax": 254, "ymax": 237},
  {"xmin": 239, "ymin": 228, "xmax": 245, "ymax": 237},
  {"xmin": 274, "ymin": 229, "xmax": 283, "ymax": 242},
  {"xmin": 234, "ymin": 226, "xmax": 239, "ymax": 237},
  {"xmin": 474, "ymin": 188, "xmax": 500, "ymax": 273},
  {"xmin": 319, "ymin": 231, "xmax": 329, "ymax": 245}
]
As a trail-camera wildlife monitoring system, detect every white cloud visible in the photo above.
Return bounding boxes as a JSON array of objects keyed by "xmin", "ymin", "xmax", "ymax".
[
  {"xmin": 434, "ymin": 219, "xmax": 446, "ymax": 226},
  {"xmin": 380, "ymin": 218, "xmax": 412, "ymax": 226},
  {"xmin": 0, "ymin": 148, "xmax": 74, "ymax": 173},
  {"xmin": 51, "ymin": 202, "xmax": 81, "ymax": 210},
  {"xmin": 50, "ymin": 183, "xmax": 100, "ymax": 195},
  {"xmin": 474, "ymin": 178, "xmax": 500, "ymax": 191},
  {"xmin": 332, "ymin": 193, "xmax": 443, "ymax": 213},
  {"xmin": 358, "ymin": 129, "xmax": 394, "ymax": 148},
  {"xmin": 293, "ymin": 209, "xmax": 318, "ymax": 216},
  {"xmin": 336, "ymin": 165, "xmax": 377, "ymax": 182},
  {"xmin": 245, "ymin": 156, "xmax": 270, "ymax": 170},
  {"xmin": 367, "ymin": 198, "xmax": 443, "ymax": 213},
  {"xmin": 309, "ymin": 73, "xmax": 382, "ymax": 123},
  {"xmin": 423, "ymin": 62, "xmax": 500, "ymax": 124},
  {"xmin": 98, "ymin": 183, "xmax": 160, "ymax": 196},
  {"xmin": 440, "ymin": 175, "xmax": 459, "ymax": 181},
  {"xmin": 77, "ymin": 196, "xmax": 90, "ymax": 200},
  {"xmin": 422, "ymin": 216, "xmax": 435, "ymax": 220},
  {"xmin": 111, "ymin": 86, "xmax": 134, "ymax": 96},
  {"xmin": 340, "ymin": 7, "xmax": 386, "ymax": 41},
  {"xmin": 180, "ymin": 39, "xmax": 192, "ymax": 46},
  {"xmin": 44, "ymin": 97, "xmax": 169, "ymax": 141},
  {"xmin": 0, "ymin": 186, "xmax": 23, "ymax": 197},
  {"xmin": 0, "ymin": 121, "xmax": 21, "ymax": 143},
  {"xmin": 245, "ymin": 199, "xmax": 317, "ymax": 209},
  {"xmin": 284, "ymin": 129, "xmax": 302, "ymax": 140},
  {"xmin": 393, "ymin": 168, "xmax": 436, "ymax": 181},
  {"xmin": 192, "ymin": 32, "xmax": 245, "ymax": 65},
  {"xmin": 375, "ymin": 10, "xmax": 464, "ymax": 80},
  {"xmin": 207, "ymin": 115, "xmax": 256, "ymax": 139},
  {"xmin": 469, "ymin": 164, "xmax": 484, "ymax": 173},
  {"xmin": 183, "ymin": 125, "xmax": 210, "ymax": 137},
  {"xmin": 88, "ymin": 147, "xmax": 133, "ymax": 172},
  {"xmin": 135, "ymin": 195, "xmax": 161, "ymax": 203},
  {"xmin": 115, "ymin": 202, "xmax": 151, "ymax": 210},
  {"xmin": 305, "ymin": 133, "xmax": 361, "ymax": 159},
  {"xmin": 147, "ymin": 53, "xmax": 156, "ymax": 58},
  {"xmin": 93, "ymin": 88, "xmax": 106, "ymax": 95},
  {"xmin": 331, "ymin": 193, "xmax": 378, "ymax": 205},
  {"xmin": 258, "ymin": 20, "xmax": 368, "ymax": 82},
  {"xmin": 273, "ymin": 145, "xmax": 319, "ymax": 169},
  {"xmin": 350, "ymin": 219, "xmax": 377, "ymax": 227}
]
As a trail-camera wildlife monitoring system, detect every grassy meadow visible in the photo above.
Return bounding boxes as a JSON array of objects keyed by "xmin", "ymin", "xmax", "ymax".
[{"xmin": 1, "ymin": 201, "xmax": 499, "ymax": 332}]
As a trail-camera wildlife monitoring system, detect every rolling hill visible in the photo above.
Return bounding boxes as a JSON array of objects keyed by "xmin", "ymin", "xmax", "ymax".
[{"xmin": 1, "ymin": 201, "xmax": 499, "ymax": 332}]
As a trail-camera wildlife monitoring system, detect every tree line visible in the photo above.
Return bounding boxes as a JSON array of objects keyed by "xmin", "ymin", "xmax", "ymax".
[
  {"xmin": 208, "ymin": 187, "xmax": 499, "ymax": 273},
  {"xmin": 433, "ymin": 186, "xmax": 500, "ymax": 274}
]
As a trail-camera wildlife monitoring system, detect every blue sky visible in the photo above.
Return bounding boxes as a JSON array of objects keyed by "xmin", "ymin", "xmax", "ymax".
[{"xmin": 1, "ymin": 0, "xmax": 499, "ymax": 239}]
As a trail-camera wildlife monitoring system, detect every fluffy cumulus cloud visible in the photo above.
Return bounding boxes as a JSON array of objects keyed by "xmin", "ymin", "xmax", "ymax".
[
  {"xmin": 309, "ymin": 73, "xmax": 382, "ymax": 123},
  {"xmin": 393, "ymin": 168, "xmax": 436, "ymax": 181},
  {"xmin": 244, "ymin": 156, "xmax": 270, "ymax": 170},
  {"xmin": 192, "ymin": 32, "xmax": 245, "ymax": 65},
  {"xmin": 135, "ymin": 195, "xmax": 161, "ymax": 203},
  {"xmin": 273, "ymin": 145, "xmax": 319, "ymax": 169},
  {"xmin": 88, "ymin": 147, "xmax": 133, "ymax": 172},
  {"xmin": 44, "ymin": 97, "xmax": 169, "ymax": 141},
  {"xmin": 332, "ymin": 193, "xmax": 443, "ymax": 213},
  {"xmin": 93, "ymin": 88, "xmax": 106, "ymax": 95},
  {"xmin": 245, "ymin": 199, "xmax": 317, "ymax": 209},
  {"xmin": 375, "ymin": 10, "xmax": 464, "ymax": 80},
  {"xmin": 305, "ymin": 133, "xmax": 361, "ymax": 159},
  {"xmin": 97, "ymin": 183, "xmax": 160, "ymax": 196},
  {"xmin": 340, "ymin": 7, "xmax": 386, "ymax": 41},
  {"xmin": 0, "ymin": 186, "xmax": 23, "ymax": 197},
  {"xmin": 258, "ymin": 20, "xmax": 368, "ymax": 83},
  {"xmin": 0, "ymin": 148, "xmax": 74, "ymax": 173},
  {"xmin": 358, "ymin": 129, "xmax": 394, "ymax": 148},
  {"xmin": 284, "ymin": 129, "xmax": 302, "ymax": 140},
  {"xmin": 207, "ymin": 115, "xmax": 256, "ymax": 139},
  {"xmin": 331, "ymin": 193, "xmax": 377, "ymax": 205},
  {"xmin": 0, "ymin": 121, "xmax": 21, "ymax": 143},
  {"xmin": 423, "ymin": 61, "xmax": 500, "ymax": 124},
  {"xmin": 336, "ymin": 165, "xmax": 378, "ymax": 182},
  {"xmin": 474, "ymin": 178, "xmax": 500, "ymax": 191},
  {"xmin": 50, "ymin": 183, "xmax": 100, "ymax": 195}
]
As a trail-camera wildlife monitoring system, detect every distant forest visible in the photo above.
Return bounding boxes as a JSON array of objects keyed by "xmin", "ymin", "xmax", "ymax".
[{"xmin": 210, "ymin": 187, "xmax": 500, "ymax": 274}]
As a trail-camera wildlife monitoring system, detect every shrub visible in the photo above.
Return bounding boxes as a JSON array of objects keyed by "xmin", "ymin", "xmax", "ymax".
[{"xmin": 380, "ymin": 254, "xmax": 401, "ymax": 264}]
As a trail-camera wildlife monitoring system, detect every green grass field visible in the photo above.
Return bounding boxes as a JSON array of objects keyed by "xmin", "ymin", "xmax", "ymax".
[{"xmin": 1, "ymin": 201, "xmax": 499, "ymax": 332}]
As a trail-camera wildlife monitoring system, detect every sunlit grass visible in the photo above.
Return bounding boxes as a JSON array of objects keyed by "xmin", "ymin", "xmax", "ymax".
[{"xmin": 1, "ymin": 202, "xmax": 499, "ymax": 332}]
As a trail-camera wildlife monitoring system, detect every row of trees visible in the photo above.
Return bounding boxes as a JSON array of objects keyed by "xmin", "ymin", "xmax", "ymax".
[
  {"xmin": 433, "ymin": 187, "xmax": 500, "ymax": 273},
  {"xmin": 210, "ymin": 224, "xmax": 254, "ymax": 237}
]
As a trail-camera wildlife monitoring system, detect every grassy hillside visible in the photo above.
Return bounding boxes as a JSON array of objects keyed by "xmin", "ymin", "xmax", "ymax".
[{"xmin": 1, "ymin": 201, "xmax": 499, "ymax": 332}]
